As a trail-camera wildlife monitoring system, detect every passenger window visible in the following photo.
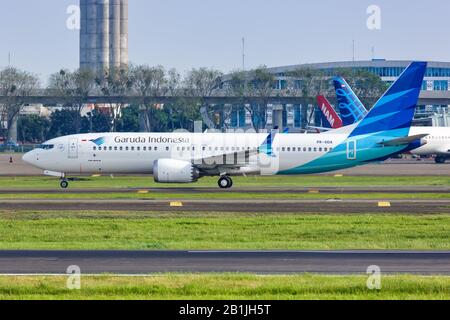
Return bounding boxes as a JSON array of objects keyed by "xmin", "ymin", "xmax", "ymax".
[
  {"xmin": 137, "ymin": 147, "xmax": 140, "ymax": 151},
  {"xmin": 109, "ymin": 146, "xmax": 112, "ymax": 151},
  {"xmin": 119, "ymin": 146, "xmax": 123, "ymax": 151},
  {"xmin": 126, "ymin": 147, "xmax": 129, "ymax": 151},
  {"xmin": 308, "ymin": 148, "xmax": 312, "ymax": 152},
  {"xmin": 143, "ymin": 147, "xmax": 146, "ymax": 151},
  {"xmin": 154, "ymin": 147, "xmax": 158, "ymax": 151},
  {"xmin": 93, "ymin": 147, "xmax": 97, "ymax": 151}
]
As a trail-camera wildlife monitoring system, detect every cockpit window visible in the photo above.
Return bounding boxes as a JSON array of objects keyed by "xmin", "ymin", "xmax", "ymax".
[{"xmin": 37, "ymin": 144, "xmax": 55, "ymax": 150}]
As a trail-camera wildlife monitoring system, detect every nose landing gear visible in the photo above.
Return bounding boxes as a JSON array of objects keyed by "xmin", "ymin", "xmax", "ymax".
[
  {"xmin": 60, "ymin": 179, "xmax": 69, "ymax": 189},
  {"xmin": 218, "ymin": 176, "xmax": 233, "ymax": 189}
]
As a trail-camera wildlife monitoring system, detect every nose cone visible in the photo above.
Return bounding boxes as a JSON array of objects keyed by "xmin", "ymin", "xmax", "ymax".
[{"xmin": 22, "ymin": 151, "xmax": 35, "ymax": 166}]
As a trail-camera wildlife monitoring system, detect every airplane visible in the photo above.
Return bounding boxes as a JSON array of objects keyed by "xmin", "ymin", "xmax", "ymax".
[
  {"xmin": 315, "ymin": 95, "xmax": 343, "ymax": 130},
  {"xmin": 23, "ymin": 62, "xmax": 427, "ymax": 189},
  {"xmin": 332, "ymin": 76, "xmax": 450, "ymax": 164}
]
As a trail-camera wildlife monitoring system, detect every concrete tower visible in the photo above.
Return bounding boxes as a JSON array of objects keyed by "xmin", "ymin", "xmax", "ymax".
[{"xmin": 80, "ymin": 0, "xmax": 128, "ymax": 73}]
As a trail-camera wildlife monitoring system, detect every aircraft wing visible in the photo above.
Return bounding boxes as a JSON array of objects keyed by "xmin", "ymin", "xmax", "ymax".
[
  {"xmin": 192, "ymin": 131, "xmax": 277, "ymax": 170},
  {"xmin": 193, "ymin": 148, "xmax": 259, "ymax": 170}
]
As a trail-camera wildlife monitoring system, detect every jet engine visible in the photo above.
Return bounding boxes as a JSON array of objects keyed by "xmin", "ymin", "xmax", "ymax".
[{"xmin": 153, "ymin": 159, "xmax": 200, "ymax": 183}]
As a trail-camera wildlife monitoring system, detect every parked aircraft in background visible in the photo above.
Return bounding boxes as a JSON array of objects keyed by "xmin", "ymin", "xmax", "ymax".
[
  {"xmin": 322, "ymin": 76, "xmax": 450, "ymax": 164},
  {"xmin": 23, "ymin": 62, "xmax": 427, "ymax": 188},
  {"xmin": 317, "ymin": 95, "xmax": 343, "ymax": 129}
]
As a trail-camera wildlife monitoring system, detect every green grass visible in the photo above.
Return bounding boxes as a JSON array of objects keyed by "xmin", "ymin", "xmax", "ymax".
[
  {"xmin": 1, "ymin": 192, "xmax": 450, "ymax": 200},
  {"xmin": 0, "ymin": 211, "xmax": 448, "ymax": 250},
  {"xmin": 0, "ymin": 274, "xmax": 448, "ymax": 300},
  {"xmin": 1, "ymin": 175, "xmax": 450, "ymax": 189}
]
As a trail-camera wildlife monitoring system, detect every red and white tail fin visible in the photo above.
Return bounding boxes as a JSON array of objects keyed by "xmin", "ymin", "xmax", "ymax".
[{"xmin": 317, "ymin": 95, "xmax": 343, "ymax": 129}]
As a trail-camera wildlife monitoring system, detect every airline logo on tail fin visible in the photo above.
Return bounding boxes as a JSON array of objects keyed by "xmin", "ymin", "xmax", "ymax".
[
  {"xmin": 317, "ymin": 96, "xmax": 343, "ymax": 129},
  {"xmin": 333, "ymin": 77, "xmax": 368, "ymax": 126},
  {"xmin": 349, "ymin": 62, "xmax": 427, "ymax": 138}
]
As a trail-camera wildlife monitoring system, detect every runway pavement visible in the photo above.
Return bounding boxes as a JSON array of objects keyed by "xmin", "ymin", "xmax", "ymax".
[
  {"xmin": 1, "ymin": 199, "xmax": 450, "ymax": 213},
  {"xmin": 1, "ymin": 186, "xmax": 450, "ymax": 194},
  {"xmin": 1, "ymin": 154, "xmax": 450, "ymax": 177},
  {"xmin": 0, "ymin": 250, "xmax": 448, "ymax": 275}
]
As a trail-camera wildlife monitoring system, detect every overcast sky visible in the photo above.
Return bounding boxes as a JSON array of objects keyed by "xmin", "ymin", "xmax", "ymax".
[{"xmin": 0, "ymin": 0, "xmax": 449, "ymax": 81}]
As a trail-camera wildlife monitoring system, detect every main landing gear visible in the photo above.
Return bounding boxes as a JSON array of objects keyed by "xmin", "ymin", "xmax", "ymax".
[
  {"xmin": 218, "ymin": 176, "xmax": 233, "ymax": 189},
  {"xmin": 435, "ymin": 156, "xmax": 447, "ymax": 164}
]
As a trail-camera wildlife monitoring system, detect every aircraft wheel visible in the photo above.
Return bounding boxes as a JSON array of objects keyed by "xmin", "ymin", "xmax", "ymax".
[
  {"xmin": 435, "ymin": 156, "xmax": 446, "ymax": 164},
  {"xmin": 218, "ymin": 176, "xmax": 233, "ymax": 189},
  {"xmin": 60, "ymin": 180, "xmax": 69, "ymax": 189}
]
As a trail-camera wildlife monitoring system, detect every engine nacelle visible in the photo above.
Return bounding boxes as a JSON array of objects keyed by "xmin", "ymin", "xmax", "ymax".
[{"xmin": 153, "ymin": 159, "xmax": 200, "ymax": 183}]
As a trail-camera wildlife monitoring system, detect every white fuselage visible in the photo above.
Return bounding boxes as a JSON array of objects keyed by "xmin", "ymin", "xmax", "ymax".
[
  {"xmin": 22, "ymin": 132, "xmax": 348, "ymax": 176},
  {"xmin": 409, "ymin": 127, "xmax": 450, "ymax": 156}
]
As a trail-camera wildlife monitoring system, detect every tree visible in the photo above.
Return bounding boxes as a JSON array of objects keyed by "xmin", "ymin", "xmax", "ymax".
[
  {"xmin": 130, "ymin": 65, "xmax": 168, "ymax": 132},
  {"xmin": 48, "ymin": 68, "xmax": 96, "ymax": 133},
  {"xmin": 245, "ymin": 66, "xmax": 275, "ymax": 132},
  {"xmin": 0, "ymin": 67, "xmax": 39, "ymax": 141},
  {"xmin": 17, "ymin": 115, "xmax": 50, "ymax": 143},
  {"xmin": 97, "ymin": 66, "xmax": 134, "ymax": 131},
  {"xmin": 116, "ymin": 105, "xmax": 140, "ymax": 132},
  {"xmin": 222, "ymin": 69, "xmax": 251, "ymax": 129},
  {"xmin": 47, "ymin": 109, "xmax": 79, "ymax": 138},
  {"xmin": 183, "ymin": 67, "xmax": 223, "ymax": 130},
  {"xmin": 81, "ymin": 108, "xmax": 112, "ymax": 133}
]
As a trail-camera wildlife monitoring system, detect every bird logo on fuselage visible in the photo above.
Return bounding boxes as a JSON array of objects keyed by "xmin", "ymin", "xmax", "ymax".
[{"xmin": 89, "ymin": 137, "xmax": 106, "ymax": 146}]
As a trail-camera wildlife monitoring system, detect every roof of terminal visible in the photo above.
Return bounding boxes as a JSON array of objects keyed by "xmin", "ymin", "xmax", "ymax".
[{"xmin": 266, "ymin": 60, "xmax": 450, "ymax": 74}]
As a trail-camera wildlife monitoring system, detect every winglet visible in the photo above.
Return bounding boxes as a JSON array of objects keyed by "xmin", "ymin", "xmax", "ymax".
[{"xmin": 259, "ymin": 130, "xmax": 277, "ymax": 157}]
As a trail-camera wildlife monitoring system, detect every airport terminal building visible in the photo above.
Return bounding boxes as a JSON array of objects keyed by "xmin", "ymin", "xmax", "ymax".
[{"xmin": 224, "ymin": 60, "xmax": 450, "ymax": 130}]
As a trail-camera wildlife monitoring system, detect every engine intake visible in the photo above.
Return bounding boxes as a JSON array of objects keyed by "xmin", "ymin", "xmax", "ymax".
[{"xmin": 153, "ymin": 159, "xmax": 200, "ymax": 183}]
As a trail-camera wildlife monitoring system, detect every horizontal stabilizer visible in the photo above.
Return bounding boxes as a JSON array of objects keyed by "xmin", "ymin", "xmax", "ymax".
[{"xmin": 379, "ymin": 134, "xmax": 429, "ymax": 147}]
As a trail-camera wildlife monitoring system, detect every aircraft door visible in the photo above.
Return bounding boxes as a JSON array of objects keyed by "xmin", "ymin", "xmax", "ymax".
[
  {"xmin": 68, "ymin": 138, "xmax": 78, "ymax": 159},
  {"xmin": 347, "ymin": 140, "xmax": 357, "ymax": 160}
]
